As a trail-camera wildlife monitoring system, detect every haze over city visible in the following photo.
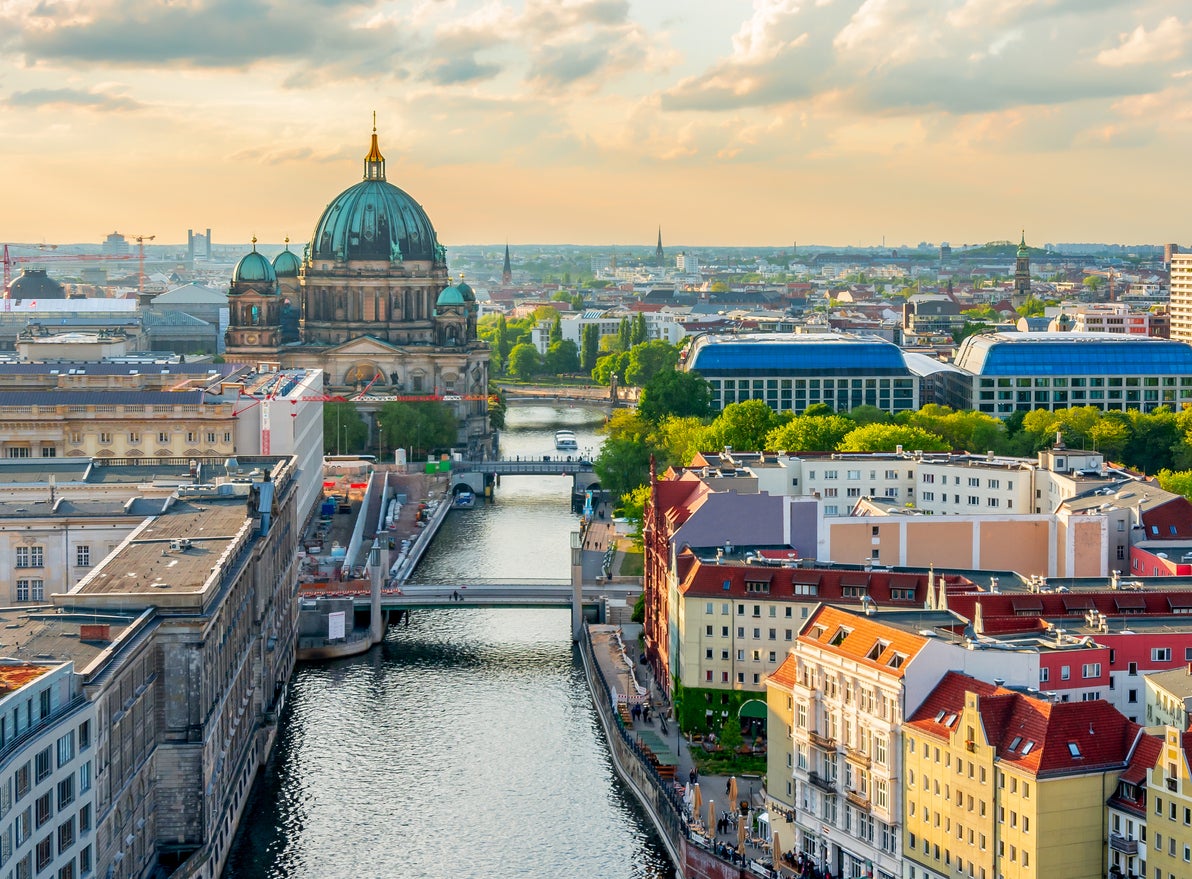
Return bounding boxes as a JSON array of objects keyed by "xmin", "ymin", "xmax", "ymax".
[{"xmin": 1, "ymin": 0, "xmax": 1189, "ymax": 246}]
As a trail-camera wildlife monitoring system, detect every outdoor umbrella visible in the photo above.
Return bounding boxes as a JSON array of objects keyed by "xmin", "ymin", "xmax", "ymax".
[
  {"xmin": 772, "ymin": 830, "xmax": 784, "ymax": 874},
  {"xmin": 737, "ymin": 812, "xmax": 747, "ymax": 856},
  {"xmin": 693, "ymin": 783, "xmax": 703, "ymax": 825},
  {"xmin": 707, "ymin": 799, "xmax": 716, "ymax": 837},
  {"xmin": 728, "ymin": 775, "xmax": 738, "ymax": 808}
]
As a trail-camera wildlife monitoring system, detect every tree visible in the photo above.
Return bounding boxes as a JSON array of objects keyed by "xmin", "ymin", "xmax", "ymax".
[
  {"xmin": 580, "ymin": 324, "xmax": 600, "ymax": 372},
  {"xmin": 592, "ymin": 351, "xmax": 630, "ymax": 386},
  {"xmin": 803, "ymin": 402, "xmax": 834, "ymax": 417},
  {"xmin": 545, "ymin": 340, "xmax": 580, "ymax": 374},
  {"xmin": 617, "ymin": 317, "xmax": 631, "ymax": 352},
  {"xmin": 549, "ymin": 313, "xmax": 563, "ymax": 344},
  {"xmin": 638, "ymin": 370, "xmax": 713, "ymax": 421},
  {"xmin": 1124, "ymin": 409, "xmax": 1180, "ymax": 474},
  {"xmin": 846, "ymin": 405, "xmax": 891, "ymax": 426},
  {"xmin": 594, "ymin": 436, "xmax": 654, "ymax": 500},
  {"xmin": 488, "ymin": 389, "xmax": 507, "ymax": 431},
  {"xmin": 625, "ymin": 340, "xmax": 679, "ymax": 386},
  {"xmin": 656, "ymin": 416, "xmax": 715, "ymax": 467},
  {"xmin": 705, "ymin": 400, "xmax": 782, "ymax": 452},
  {"xmin": 376, "ymin": 401, "xmax": 458, "ymax": 457},
  {"xmin": 905, "ymin": 405, "xmax": 1007, "ymax": 453},
  {"xmin": 630, "ymin": 313, "xmax": 648, "ymax": 346},
  {"xmin": 1083, "ymin": 275, "xmax": 1104, "ymax": 293},
  {"xmin": 323, "ymin": 402, "xmax": 369, "ymax": 455},
  {"xmin": 837, "ymin": 424, "xmax": 949, "ymax": 453},
  {"xmin": 719, "ymin": 715, "xmax": 744, "ymax": 756},
  {"xmin": 766, "ymin": 415, "xmax": 856, "ymax": 452},
  {"xmin": 508, "ymin": 343, "xmax": 541, "ymax": 380},
  {"xmin": 1157, "ymin": 469, "xmax": 1192, "ymax": 499},
  {"xmin": 494, "ymin": 314, "xmax": 512, "ymax": 368}
]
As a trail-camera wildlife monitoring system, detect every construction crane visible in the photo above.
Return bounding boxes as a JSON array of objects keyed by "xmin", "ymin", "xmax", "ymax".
[
  {"xmin": 128, "ymin": 234, "xmax": 156, "ymax": 296},
  {"xmin": 3, "ymin": 243, "xmax": 137, "ymax": 310}
]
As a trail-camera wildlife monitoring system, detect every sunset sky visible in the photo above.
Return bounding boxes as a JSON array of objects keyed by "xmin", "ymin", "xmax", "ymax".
[{"xmin": 1, "ymin": 0, "xmax": 1189, "ymax": 248}]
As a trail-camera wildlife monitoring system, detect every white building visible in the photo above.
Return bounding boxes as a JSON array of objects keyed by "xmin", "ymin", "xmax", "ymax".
[{"xmin": 1171, "ymin": 252, "xmax": 1192, "ymax": 343}]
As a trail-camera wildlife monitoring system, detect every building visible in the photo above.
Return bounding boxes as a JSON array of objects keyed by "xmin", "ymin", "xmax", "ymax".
[
  {"xmin": 558, "ymin": 309, "xmax": 687, "ymax": 350},
  {"xmin": 1145, "ymin": 726, "xmax": 1192, "ymax": 879},
  {"xmin": 0, "ymin": 658, "xmax": 97, "ymax": 879},
  {"xmin": 0, "ymin": 454, "xmax": 303, "ymax": 879},
  {"xmin": 1146, "ymin": 666, "xmax": 1192, "ymax": 729},
  {"xmin": 1067, "ymin": 303, "xmax": 1168, "ymax": 338},
  {"xmin": 1013, "ymin": 232, "xmax": 1032, "ymax": 307},
  {"xmin": 1105, "ymin": 730, "xmax": 1160, "ymax": 879},
  {"xmin": 902, "ymin": 671, "xmax": 1145, "ymax": 879},
  {"xmin": 224, "ymin": 124, "xmax": 492, "ymax": 454},
  {"xmin": 941, "ymin": 332, "xmax": 1192, "ymax": 416},
  {"xmin": 1171, "ymin": 253, "xmax": 1192, "ymax": 343},
  {"xmin": 682, "ymin": 332, "xmax": 919, "ymax": 416}
]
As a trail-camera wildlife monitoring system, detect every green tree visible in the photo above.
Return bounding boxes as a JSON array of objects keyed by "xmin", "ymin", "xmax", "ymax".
[
  {"xmin": 323, "ymin": 402, "xmax": 369, "ymax": 455},
  {"xmin": 802, "ymin": 402, "xmax": 834, "ymax": 417},
  {"xmin": 630, "ymin": 313, "xmax": 648, "ymax": 346},
  {"xmin": 625, "ymin": 340, "xmax": 679, "ymax": 386},
  {"xmin": 1157, "ymin": 469, "xmax": 1192, "ymax": 499},
  {"xmin": 766, "ymin": 415, "xmax": 856, "ymax": 452},
  {"xmin": 617, "ymin": 317, "xmax": 631, "ymax": 352},
  {"xmin": 376, "ymin": 401, "xmax": 458, "ymax": 457},
  {"xmin": 545, "ymin": 340, "xmax": 580, "ymax": 374},
  {"xmin": 846, "ymin": 405, "xmax": 891, "ymax": 426},
  {"xmin": 594, "ymin": 436, "xmax": 654, "ymax": 500},
  {"xmin": 508, "ymin": 343, "xmax": 541, "ymax": 380},
  {"xmin": 837, "ymin": 424, "xmax": 949, "ymax": 453},
  {"xmin": 705, "ymin": 400, "xmax": 782, "ymax": 452},
  {"xmin": 657, "ymin": 416, "xmax": 715, "ymax": 466},
  {"xmin": 1124, "ymin": 409, "xmax": 1180, "ymax": 474},
  {"xmin": 905, "ymin": 405, "xmax": 1007, "ymax": 453},
  {"xmin": 549, "ymin": 313, "xmax": 563, "ymax": 344},
  {"xmin": 638, "ymin": 370, "xmax": 713, "ymax": 421},
  {"xmin": 570, "ymin": 293, "xmax": 584, "ymax": 310},
  {"xmin": 494, "ymin": 314, "xmax": 512, "ymax": 368},
  {"xmin": 1083, "ymin": 275, "xmax": 1104, "ymax": 294},
  {"xmin": 580, "ymin": 323, "xmax": 600, "ymax": 372},
  {"xmin": 719, "ymin": 715, "xmax": 744, "ymax": 757},
  {"xmin": 488, "ymin": 389, "xmax": 507, "ymax": 431},
  {"xmin": 592, "ymin": 351, "xmax": 630, "ymax": 386},
  {"xmin": 1016, "ymin": 295, "xmax": 1046, "ymax": 318}
]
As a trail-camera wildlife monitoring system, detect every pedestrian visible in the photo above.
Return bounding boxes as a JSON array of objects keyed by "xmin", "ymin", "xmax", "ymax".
[
  {"xmin": 726, "ymin": 778, "xmax": 731, "ymax": 796},
  {"xmin": 688, "ymin": 767, "xmax": 697, "ymax": 785}
]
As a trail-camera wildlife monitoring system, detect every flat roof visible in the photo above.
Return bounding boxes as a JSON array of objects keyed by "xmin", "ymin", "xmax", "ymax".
[
  {"xmin": 0, "ymin": 662, "xmax": 53, "ymax": 695},
  {"xmin": 0, "ymin": 611, "xmax": 139, "ymax": 670},
  {"xmin": 75, "ymin": 501, "xmax": 249, "ymax": 596},
  {"xmin": 953, "ymin": 332, "xmax": 1192, "ymax": 376}
]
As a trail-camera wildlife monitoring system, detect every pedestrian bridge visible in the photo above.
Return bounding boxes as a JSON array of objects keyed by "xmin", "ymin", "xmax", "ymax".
[
  {"xmin": 448, "ymin": 458, "xmax": 602, "ymax": 497},
  {"xmin": 300, "ymin": 579, "xmax": 638, "ymax": 610}
]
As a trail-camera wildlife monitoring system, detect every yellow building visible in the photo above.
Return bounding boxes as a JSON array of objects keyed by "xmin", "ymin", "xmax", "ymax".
[
  {"xmin": 1144, "ymin": 726, "xmax": 1192, "ymax": 879},
  {"xmin": 903, "ymin": 671, "xmax": 1145, "ymax": 879},
  {"xmin": 765, "ymin": 654, "xmax": 799, "ymax": 851}
]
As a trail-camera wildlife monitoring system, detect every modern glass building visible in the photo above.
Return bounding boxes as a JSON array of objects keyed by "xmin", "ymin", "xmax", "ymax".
[
  {"xmin": 944, "ymin": 332, "xmax": 1192, "ymax": 415},
  {"xmin": 683, "ymin": 332, "xmax": 919, "ymax": 414}
]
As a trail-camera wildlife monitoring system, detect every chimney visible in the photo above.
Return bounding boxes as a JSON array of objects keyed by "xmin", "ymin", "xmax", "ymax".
[{"xmin": 973, "ymin": 601, "xmax": 984, "ymax": 635}]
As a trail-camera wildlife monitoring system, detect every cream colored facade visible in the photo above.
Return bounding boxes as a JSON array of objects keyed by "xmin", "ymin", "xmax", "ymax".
[
  {"xmin": 1147, "ymin": 728, "xmax": 1192, "ymax": 879},
  {"xmin": 1170, "ymin": 253, "xmax": 1192, "ymax": 343}
]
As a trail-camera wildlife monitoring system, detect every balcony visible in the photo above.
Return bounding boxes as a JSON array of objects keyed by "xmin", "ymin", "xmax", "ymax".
[
  {"xmin": 807, "ymin": 771, "xmax": 837, "ymax": 795},
  {"xmin": 809, "ymin": 730, "xmax": 837, "ymax": 750},
  {"xmin": 1109, "ymin": 834, "xmax": 1139, "ymax": 855},
  {"xmin": 844, "ymin": 745, "xmax": 871, "ymax": 767},
  {"xmin": 846, "ymin": 789, "xmax": 871, "ymax": 810}
]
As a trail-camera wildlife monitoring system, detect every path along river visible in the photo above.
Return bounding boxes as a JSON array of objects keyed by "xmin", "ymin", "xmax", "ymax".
[{"xmin": 223, "ymin": 403, "xmax": 676, "ymax": 879}]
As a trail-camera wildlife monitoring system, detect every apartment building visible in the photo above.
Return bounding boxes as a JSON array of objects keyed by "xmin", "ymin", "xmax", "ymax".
[
  {"xmin": 1170, "ymin": 253, "xmax": 1192, "ymax": 343},
  {"xmin": 1146, "ymin": 727, "xmax": 1192, "ymax": 879},
  {"xmin": 1146, "ymin": 667, "xmax": 1192, "ymax": 730},
  {"xmin": 1106, "ymin": 733, "xmax": 1161, "ymax": 879},
  {"xmin": 902, "ymin": 672, "xmax": 1144, "ymax": 879}
]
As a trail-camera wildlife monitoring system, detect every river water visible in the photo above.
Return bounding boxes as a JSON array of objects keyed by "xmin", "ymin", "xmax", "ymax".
[{"xmin": 223, "ymin": 403, "xmax": 676, "ymax": 879}]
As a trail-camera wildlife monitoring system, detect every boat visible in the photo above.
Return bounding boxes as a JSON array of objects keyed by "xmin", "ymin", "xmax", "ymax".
[
  {"xmin": 555, "ymin": 430, "xmax": 578, "ymax": 451},
  {"xmin": 453, "ymin": 489, "xmax": 476, "ymax": 508}
]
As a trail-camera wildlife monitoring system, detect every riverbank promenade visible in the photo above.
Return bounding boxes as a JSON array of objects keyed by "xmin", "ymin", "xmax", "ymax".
[{"xmin": 587, "ymin": 621, "xmax": 791, "ymax": 878}]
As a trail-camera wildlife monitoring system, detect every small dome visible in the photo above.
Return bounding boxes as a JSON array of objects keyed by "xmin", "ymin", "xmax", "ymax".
[
  {"xmin": 456, "ymin": 277, "xmax": 476, "ymax": 302},
  {"xmin": 234, "ymin": 243, "xmax": 276, "ymax": 285},
  {"xmin": 273, "ymin": 246, "xmax": 301, "ymax": 278},
  {"xmin": 9, "ymin": 269, "xmax": 66, "ymax": 300},
  {"xmin": 436, "ymin": 284, "xmax": 466, "ymax": 308}
]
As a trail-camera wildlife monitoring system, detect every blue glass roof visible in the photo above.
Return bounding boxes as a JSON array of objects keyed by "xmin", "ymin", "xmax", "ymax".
[
  {"xmin": 955, "ymin": 333, "xmax": 1192, "ymax": 376},
  {"xmin": 687, "ymin": 334, "xmax": 911, "ymax": 377}
]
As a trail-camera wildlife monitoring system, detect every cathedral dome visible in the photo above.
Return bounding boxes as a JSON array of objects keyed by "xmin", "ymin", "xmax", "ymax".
[
  {"xmin": 9, "ymin": 269, "xmax": 65, "ymax": 300},
  {"xmin": 308, "ymin": 129, "xmax": 441, "ymax": 264},
  {"xmin": 273, "ymin": 243, "xmax": 301, "ymax": 277},
  {"xmin": 455, "ymin": 276, "xmax": 476, "ymax": 302},
  {"xmin": 436, "ymin": 284, "xmax": 466, "ymax": 308},
  {"xmin": 233, "ymin": 241, "xmax": 276, "ymax": 285}
]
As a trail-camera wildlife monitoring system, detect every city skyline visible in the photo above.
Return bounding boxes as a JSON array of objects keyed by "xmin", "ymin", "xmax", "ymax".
[{"xmin": 1, "ymin": 0, "xmax": 1189, "ymax": 247}]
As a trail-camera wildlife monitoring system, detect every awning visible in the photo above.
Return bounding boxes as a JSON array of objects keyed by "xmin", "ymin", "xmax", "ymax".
[
  {"xmin": 1114, "ymin": 595, "xmax": 1147, "ymax": 610},
  {"xmin": 840, "ymin": 573, "xmax": 869, "ymax": 588},
  {"xmin": 1062, "ymin": 596, "xmax": 1095, "ymax": 612},
  {"xmin": 745, "ymin": 573, "xmax": 774, "ymax": 587},
  {"xmin": 1011, "ymin": 597, "xmax": 1043, "ymax": 614},
  {"xmin": 792, "ymin": 574, "xmax": 822, "ymax": 587},
  {"xmin": 740, "ymin": 700, "xmax": 768, "ymax": 720},
  {"xmin": 1169, "ymin": 595, "xmax": 1192, "ymax": 611}
]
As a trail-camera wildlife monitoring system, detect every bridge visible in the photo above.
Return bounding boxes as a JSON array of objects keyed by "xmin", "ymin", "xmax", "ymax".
[
  {"xmin": 300, "ymin": 579, "xmax": 639, "ymax": 610},
  {"xmin": 448, "ymin": 457, "xmax": 602, "ymax": 498}
]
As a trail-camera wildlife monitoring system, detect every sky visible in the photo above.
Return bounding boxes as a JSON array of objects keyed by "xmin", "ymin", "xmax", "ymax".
[{"xmin": 1, "ymin": 0, "xmax": 1190, "ymax": 249}]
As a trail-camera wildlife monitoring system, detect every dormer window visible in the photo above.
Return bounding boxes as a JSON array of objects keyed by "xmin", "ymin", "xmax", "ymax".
[
  {"xmin": 830, "ymin": 627, "xmax": 850, "ymax": 647},
  {"xmin": 867, "ymin": 640, "xmax": 889, "ymax": 661},
  {"xmin": 887, "ymin": 653, "xmax": 906, "ymax": 669}
]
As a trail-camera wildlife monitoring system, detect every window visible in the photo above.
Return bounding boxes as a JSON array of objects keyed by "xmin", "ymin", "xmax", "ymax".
[
  {"xmin": 75, "ymin": 545, "xmax": 90, "ymax": 568},
  {"xmin": 99, "ymin": 432, "xmax": 112, "ymax": 445},
  {"xmin": 35, "ymin": 748, "xmax": 52, "ymax": 783},
  {"xmin": 1083, "ymin": 663, "xmax": 1101, "ymax": 678},
  {"xmin": 35, "ymin": 792, "xmax": 51, "ymax": 828},
  {"xmin": 36, "ymin": 836, "xmax": 52, "ymax": 872},
  {"xmin": 79, "ymin": 845, "xmax": 91, "ymax": 876},
  {"xmin": 15, "ymin": 547, "xmax": 44, "ymax": 569},
  {"xmin": 1040, "ymin": 667, "xmax": 1049, "ymax": 682},
  {"xmin": 57, "ymin": 732, "xmax": 74, "ymax": 768},
  {"xmin": 1154, "ymin": 648, "xmax": 1172, "ymax": 662},
  {"xmin": 57, "ymin": 816, "xmax": 74, "ymax": 854},
  {"xmin": 1060, "ymin": 665, "xmax": 1070, "ymax": 680},
  {"xmin": 78, "ymin": 804, "xmax": 90, "ymax": 835}
]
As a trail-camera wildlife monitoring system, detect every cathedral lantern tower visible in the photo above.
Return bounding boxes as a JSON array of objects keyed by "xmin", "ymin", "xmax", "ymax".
[{"xmin": 225, "ymin": 238, "xmax": 282, "ymax": 363}]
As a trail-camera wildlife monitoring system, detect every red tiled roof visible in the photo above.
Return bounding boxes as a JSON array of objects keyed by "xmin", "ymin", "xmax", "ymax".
[
  {"xmin": 952, "ymin": 590, "xmax": 1192, "ymax": 635},
  {"xmin": 1141, "ymin": 495, "xmax": 1192, "ymax": 540},
  {"xmin": 906, "ymin": 671, "xmax": 1140, "ymax": 778},
  {"xmin": 1120, "ymin": 732, "xmax": 1163, "ymax": 785},
  {"xmin": 767, "ymin": 654, "xmax": 798, "ymax": 689},
  {"xmin": 797, "ymin": 606, "xmax": 928, "ymax": 678}
]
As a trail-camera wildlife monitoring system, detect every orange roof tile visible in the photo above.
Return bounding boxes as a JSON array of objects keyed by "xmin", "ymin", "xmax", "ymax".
[
  {"xmin": 767, "ymin": 653, "xmax": 798, "ymax": 689},
  {"xmin": 798, "ymin": 606, "xmax": 929, "ymax": 678}
]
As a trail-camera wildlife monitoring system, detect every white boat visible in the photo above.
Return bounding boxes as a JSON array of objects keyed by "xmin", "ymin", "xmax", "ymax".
[
  {"xmin": 453, "ymin": 489, "xmax": 476, "ymax": 508},
  {"xmin": 555, "ymin": 430, "xmax": 578, "ymax": 451}
]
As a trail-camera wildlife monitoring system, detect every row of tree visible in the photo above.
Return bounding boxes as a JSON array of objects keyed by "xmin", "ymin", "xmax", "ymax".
[{"xmin": 595, "ymin": 374, "xmax": 1192, "ymax": 513}]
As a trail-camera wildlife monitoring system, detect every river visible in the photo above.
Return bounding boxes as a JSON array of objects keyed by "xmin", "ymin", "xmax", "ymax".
[{"xmin": 223, "ymin": 403, "xmax": 676, "ymax": 879}]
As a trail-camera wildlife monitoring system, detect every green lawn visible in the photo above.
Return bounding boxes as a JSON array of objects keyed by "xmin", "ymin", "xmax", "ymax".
[
  {"xmin": 618, "ymin": 549, "xmax": 643, "ymax": 577},
  {"xmin": 690, "ymin": 751, "xmax": 767, "ymax": 777}
]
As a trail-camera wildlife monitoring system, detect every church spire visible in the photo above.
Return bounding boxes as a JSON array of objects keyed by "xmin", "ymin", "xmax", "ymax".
[
  {"xmin": 655, "ymin": 226, "xmax": 664, "ymax": 266},
  {"xmin": 502, "ymin": 242, "xmax": 512, "ymax": 285},
  {"xmin": 364, "ymin": 111, "xmax": 386, "ymax": 181}
]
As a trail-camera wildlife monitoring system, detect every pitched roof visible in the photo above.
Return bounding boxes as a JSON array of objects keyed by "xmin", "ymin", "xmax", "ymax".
[
  {"xmin": 906, "ymin": 670, "xmax": 1140, "ymax": 777},
  {"xmin": 798, "ymin": 606, "xmax": 929, "ymax": 678},
  {"xmin": 767, "ymin": 654, "xmax": 798, "ymax": 689}
]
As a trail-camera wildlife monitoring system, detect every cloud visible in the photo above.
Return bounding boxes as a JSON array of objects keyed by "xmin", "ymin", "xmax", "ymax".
[
  {"xmin": 424, "ymin": 56, "xmax": 502, "ymax": 85},
  {"xmin": 1098, "ymin": 16, "xmax": 1192, "ymax": 67},
  {"xmin": 4, "ymin": 86, "xmax": 142, "ymax": 111}
]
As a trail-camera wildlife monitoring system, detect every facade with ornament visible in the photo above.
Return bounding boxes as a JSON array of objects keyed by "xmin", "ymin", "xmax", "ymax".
[{"xmin": 224, "ymin": 126, "xmax": 492, "ymax": 455}]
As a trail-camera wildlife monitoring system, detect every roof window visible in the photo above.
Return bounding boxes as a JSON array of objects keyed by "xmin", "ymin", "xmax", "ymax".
[
  {"xmin": 829, "ymin": 627, "xmax": 850, "ymax": 647},
  {"xmin": 1068, "ymin": 742, "xmax": 1081, "ymax": 758},
  {"xmin": 1009, "ymin": 736, "xmax": 1022, "ymax": 751},
  {"xmin": 1020, "ymin": 741, "xmax": 1034, "ymax": 755},
  {"xmin": 867, "ymin": 640, "xmax": 889, "ymax": 661}
]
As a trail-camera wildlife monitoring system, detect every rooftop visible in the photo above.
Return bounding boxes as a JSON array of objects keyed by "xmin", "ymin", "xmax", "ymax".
[
  {"xmin": 952, "ymin": 331, "xmax": 1192, "ymax": 376},
  {"xmin": 1145, "ymin": 665, "xmax": 1192, "ymax": 700},
  {"xmin": 0, "ymin": 610, "xmax": 142, "ymax": 672},
  {"xmin": 685, "ymin": 331, "xmax": 912, "ymax": 376}
]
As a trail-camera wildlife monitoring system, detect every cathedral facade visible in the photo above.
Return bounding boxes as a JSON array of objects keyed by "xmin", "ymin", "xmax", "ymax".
[{"xmin": 225, "ymin": 126, "xmax": 491, "ymax": 454}]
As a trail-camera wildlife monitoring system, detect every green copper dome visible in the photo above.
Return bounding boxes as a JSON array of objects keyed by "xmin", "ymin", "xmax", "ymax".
[
  {"xmin": 436, "ymin": 284, "xmax": 466, "ymax": 308},
  {"xmin": 455, "ymin": 277, "xmax": 476, "ymax": 302},
  {"xmin": 233, "ymin": 244, "xmax": 276, "ymax": 285},
  {"xmin": 308, "ymin": 130, "xmax": 441, "ymax": 264},
  {"xmin": 1017, "ymin": 232, "xmax": 1030, "ymax": 259},
  {"xmin": 273, "ymin": 246, "xmax": 301, "ymax": 277}
]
